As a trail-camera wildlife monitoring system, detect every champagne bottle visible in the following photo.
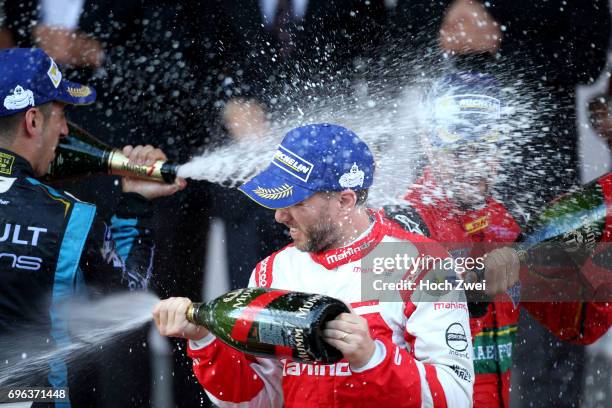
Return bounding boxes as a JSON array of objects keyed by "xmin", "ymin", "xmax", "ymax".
[
  {"xmin": 505, "ymin": 173, "xmax": 611, "ymax": 302},
  {"xmin": 186, "ymin": 287, "xmax": 350, "ymax": 364},
  {"xmin": 46, "ymin": 121, "xmax": 179, "ymax": 183},
  {"xmin": 517, "ymin": 172, "xmax": 610, "ymax": 265},
  {"xmin": 464, "ymin": 173, "xmax": 611, "ymax": 306}
]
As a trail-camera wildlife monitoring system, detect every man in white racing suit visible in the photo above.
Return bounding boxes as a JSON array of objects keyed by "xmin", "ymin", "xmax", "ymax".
[{"xmin": 153, "ymin": 123, "xmax": 475, "ymax": 407}]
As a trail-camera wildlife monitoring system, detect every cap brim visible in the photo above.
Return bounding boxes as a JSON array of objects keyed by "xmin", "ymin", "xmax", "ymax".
[
  {"xmin": 432, "ymin": 120, "xmax": 500, "ymax": 148},
  {"xmin": 238, "ymin": 165, "xmax": 316, "ymax": 209},
  {"xmin": 55, "ymin": 79, "xmax": 97, "ymax": 106}
]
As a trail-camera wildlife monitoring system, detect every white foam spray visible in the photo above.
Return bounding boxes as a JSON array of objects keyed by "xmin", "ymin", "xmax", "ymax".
[
  {"xmin": 177, "ymin": 65, "xmax": 546, "ymax": 211},
  {"xmin": 0, "ymin": 292, "xmax": 159, "ymax": 387}
]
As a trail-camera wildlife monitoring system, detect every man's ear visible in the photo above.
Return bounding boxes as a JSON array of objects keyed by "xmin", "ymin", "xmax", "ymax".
[
  {"xmin": 23, "ymin": 108, "xmax": 43, "ymax": 138},
  {"xmin": 338, "ymin": 189, "xmax": 357, "ymax": 213}
]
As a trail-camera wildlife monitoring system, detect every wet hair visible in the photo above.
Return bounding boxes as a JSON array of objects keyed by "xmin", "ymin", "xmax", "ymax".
[
  {"xmin": 0, "ymin": 103, "xmax": 53, "ymax": 144},
  {"xmin": 0, "ymin": 113, "xmax": 24, "ymax": 144},
  {"xmin": 355, "ymin": 189, "xmax": 369, "ymax": 206}
]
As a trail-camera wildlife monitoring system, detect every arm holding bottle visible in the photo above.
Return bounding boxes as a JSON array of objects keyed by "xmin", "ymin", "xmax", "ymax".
[
  {"xmin": 81, "ymin": 145, "xmax": 186, "ymax": 291},
  {"xmin": 152, "ymin": 243, "xmax": 475, "ymax": 408},
  {"xmin": 153, "ymin": 272, "xmax": 284, "ymax": 408},
  {"xmin": 119, "ymin": 144, "xmax": 186, "ymax": 198}
]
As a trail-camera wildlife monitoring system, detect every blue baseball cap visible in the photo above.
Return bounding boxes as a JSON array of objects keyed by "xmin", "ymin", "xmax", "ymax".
[
  {"xmin": 239, "ymin": 123, "xmax": 375, "ymax": 209},
  {"xmin": 429, "ymin": 72, "xmax": 501, "ymax": 148},
  {"xmin": 0, "ymin": 48, "xmax": 96, "ymax": 117}
]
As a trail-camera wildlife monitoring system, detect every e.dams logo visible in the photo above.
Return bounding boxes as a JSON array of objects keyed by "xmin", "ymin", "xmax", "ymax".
[{"xmin": 446, "ymin": 323, "xmax": 468, "ymax": 352}]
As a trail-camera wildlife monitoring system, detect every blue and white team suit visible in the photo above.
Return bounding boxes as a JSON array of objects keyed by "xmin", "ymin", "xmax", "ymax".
[{"xmin": 0, "ymin": 148, "xmax": 155, "ymax": 398}]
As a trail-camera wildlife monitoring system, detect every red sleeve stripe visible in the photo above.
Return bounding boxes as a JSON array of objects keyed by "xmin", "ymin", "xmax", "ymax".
[
  {"xmin": 424, "ymin": 364, "xmax": 448, "ymax": 408},
  {"xmin": 350, "ymin": 300, "xmax": 380, "ymax": 308}
]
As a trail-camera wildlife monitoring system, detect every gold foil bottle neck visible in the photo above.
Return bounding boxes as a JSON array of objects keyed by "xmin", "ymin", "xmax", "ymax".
[
  {"xmin": 108, "ymin": 150, "xmax": 166, "ymax": 182},
  {"xmin": 186, "ymin": 303, "xmax": 201, "ymax": 325}
]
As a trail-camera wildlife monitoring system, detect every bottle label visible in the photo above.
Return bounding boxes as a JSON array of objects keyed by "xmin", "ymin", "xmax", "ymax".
[
  {"xmin": 230, "ymin": 289, "xmax": 289, "ymax": 342},
  {"xmin": 258, "ymin": 321, "xmax": 293, "ymax": 346}
]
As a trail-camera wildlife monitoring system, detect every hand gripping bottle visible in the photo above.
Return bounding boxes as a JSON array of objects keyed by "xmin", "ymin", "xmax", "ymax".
[{"xmin": 46, "ymin": 121, "xmax": 179, "ymax": 183}]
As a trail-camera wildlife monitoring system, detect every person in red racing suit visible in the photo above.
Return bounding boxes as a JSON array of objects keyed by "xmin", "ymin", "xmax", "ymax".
[
  {"xmin": 382, "ymin": 72, "xmax": 611, "ymax": 408},
  {"xmin": 153, "ymin": 124, "xmax": 475, "ymax": 407},
  {"xmin": 384, "ymin": 169, "xmax": 611, "ymax": 408}
]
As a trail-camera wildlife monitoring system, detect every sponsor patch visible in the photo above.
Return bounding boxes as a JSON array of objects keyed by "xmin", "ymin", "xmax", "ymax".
[
  {"xmin": 0, "ymin": 152, "xmax": 15, "ymax": 175},
  {"xmin": 256, "ymin": 256, "xmax": 272, "ymax": 287},
  {"xmin": 339, "ymin": 163, "xmax": 365, "ymax": 188},
  {"xmin": 383, "ymin": 205, "xmax": 431, "ymax": 237},
  {"xmin": 253, "ymin": 183, "xmax": 293, "ymax": 200},
  {"xmin": 272, "ymin": 145, "xmax": 314, "ymax": 182},
  {"xmin": 472, "ymin": 324, "xmax": 517, "ymax": 374},
  {"xmin": 100, "ymin": 223, "xmax": 123, "ymax": 268},
  {"xmin": 392, "ymin": 214, "xmax": 425, "ymax": 235},
  {"xmin": 448, "ymin": 349, "xmax": 470, "ymax": 359},
  {"xmin": 436, "ymin": 94, "xmax": 501, "ymax": 118},
  {"xmin": 283, "ymin": 361, "xmax": 352, "ymax": 377},
  {"xmin": 446, "ymin": 322, "xmax": 468, "ymax": 352},
  {"xmin": 450, "ymin": 364, "xmax": 472, "ymax": 382},
  {"xmin": 3, "ymin": 85, "xmax": 35, "ymax": 110},
  {"xmin": 434, "ymin": 302, "xmax": 468, "ymax": 312},
  {"xmin": 325, "ymin": 239, "xmax": 373, "ymax": 265},
  {"xmin": 47, "ymin": 58, "xmax": 62, "ymax": 88},
  {"xmin": 464, "ymin": 215, "xmax": 489, "ymax": 234}
]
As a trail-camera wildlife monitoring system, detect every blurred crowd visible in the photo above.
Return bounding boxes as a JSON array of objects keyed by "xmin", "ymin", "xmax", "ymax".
[{"xmin": 1, "ymin": 0, "xmax": 611, "ymax": 407}]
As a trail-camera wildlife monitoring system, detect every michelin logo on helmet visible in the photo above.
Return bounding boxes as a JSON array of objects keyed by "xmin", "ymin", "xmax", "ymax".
[
  {"xmin": 272, "ymin": 146, "xmax": 314, "ymax": 182},
  {"xmin": 435, "ymin": 94, "xmax": 501, "ymax": 118},
  {"xmin": 3, "ymin": 86, "xmax": 34, "ymax": 110}
]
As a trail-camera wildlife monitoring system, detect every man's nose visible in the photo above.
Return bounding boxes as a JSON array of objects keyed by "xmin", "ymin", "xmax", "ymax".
[
  {"xmin": 60, "ymin": 119, "xmax": 69, "ymax": 138},
  {"xmin": 275, "ymin": 208, "xmax": 289, "ymax": 224}
]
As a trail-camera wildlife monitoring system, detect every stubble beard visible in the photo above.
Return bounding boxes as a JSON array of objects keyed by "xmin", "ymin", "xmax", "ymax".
[{"xmin": 294, "ymin": 220, "xmax": 341, "ymax": 253}]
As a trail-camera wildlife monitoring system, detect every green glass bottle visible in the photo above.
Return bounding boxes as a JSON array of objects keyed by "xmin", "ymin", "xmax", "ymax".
[
  {"xmin": 186, "ymin": 287, "xmax": 350, "ymax": 364},
  {"xmin": 517, "ymin": 172, "xmax": 610, "ymax": 265},
  {"xmin": 45, "ymin": 121, "xmax": 179, "ymax": 184}
]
